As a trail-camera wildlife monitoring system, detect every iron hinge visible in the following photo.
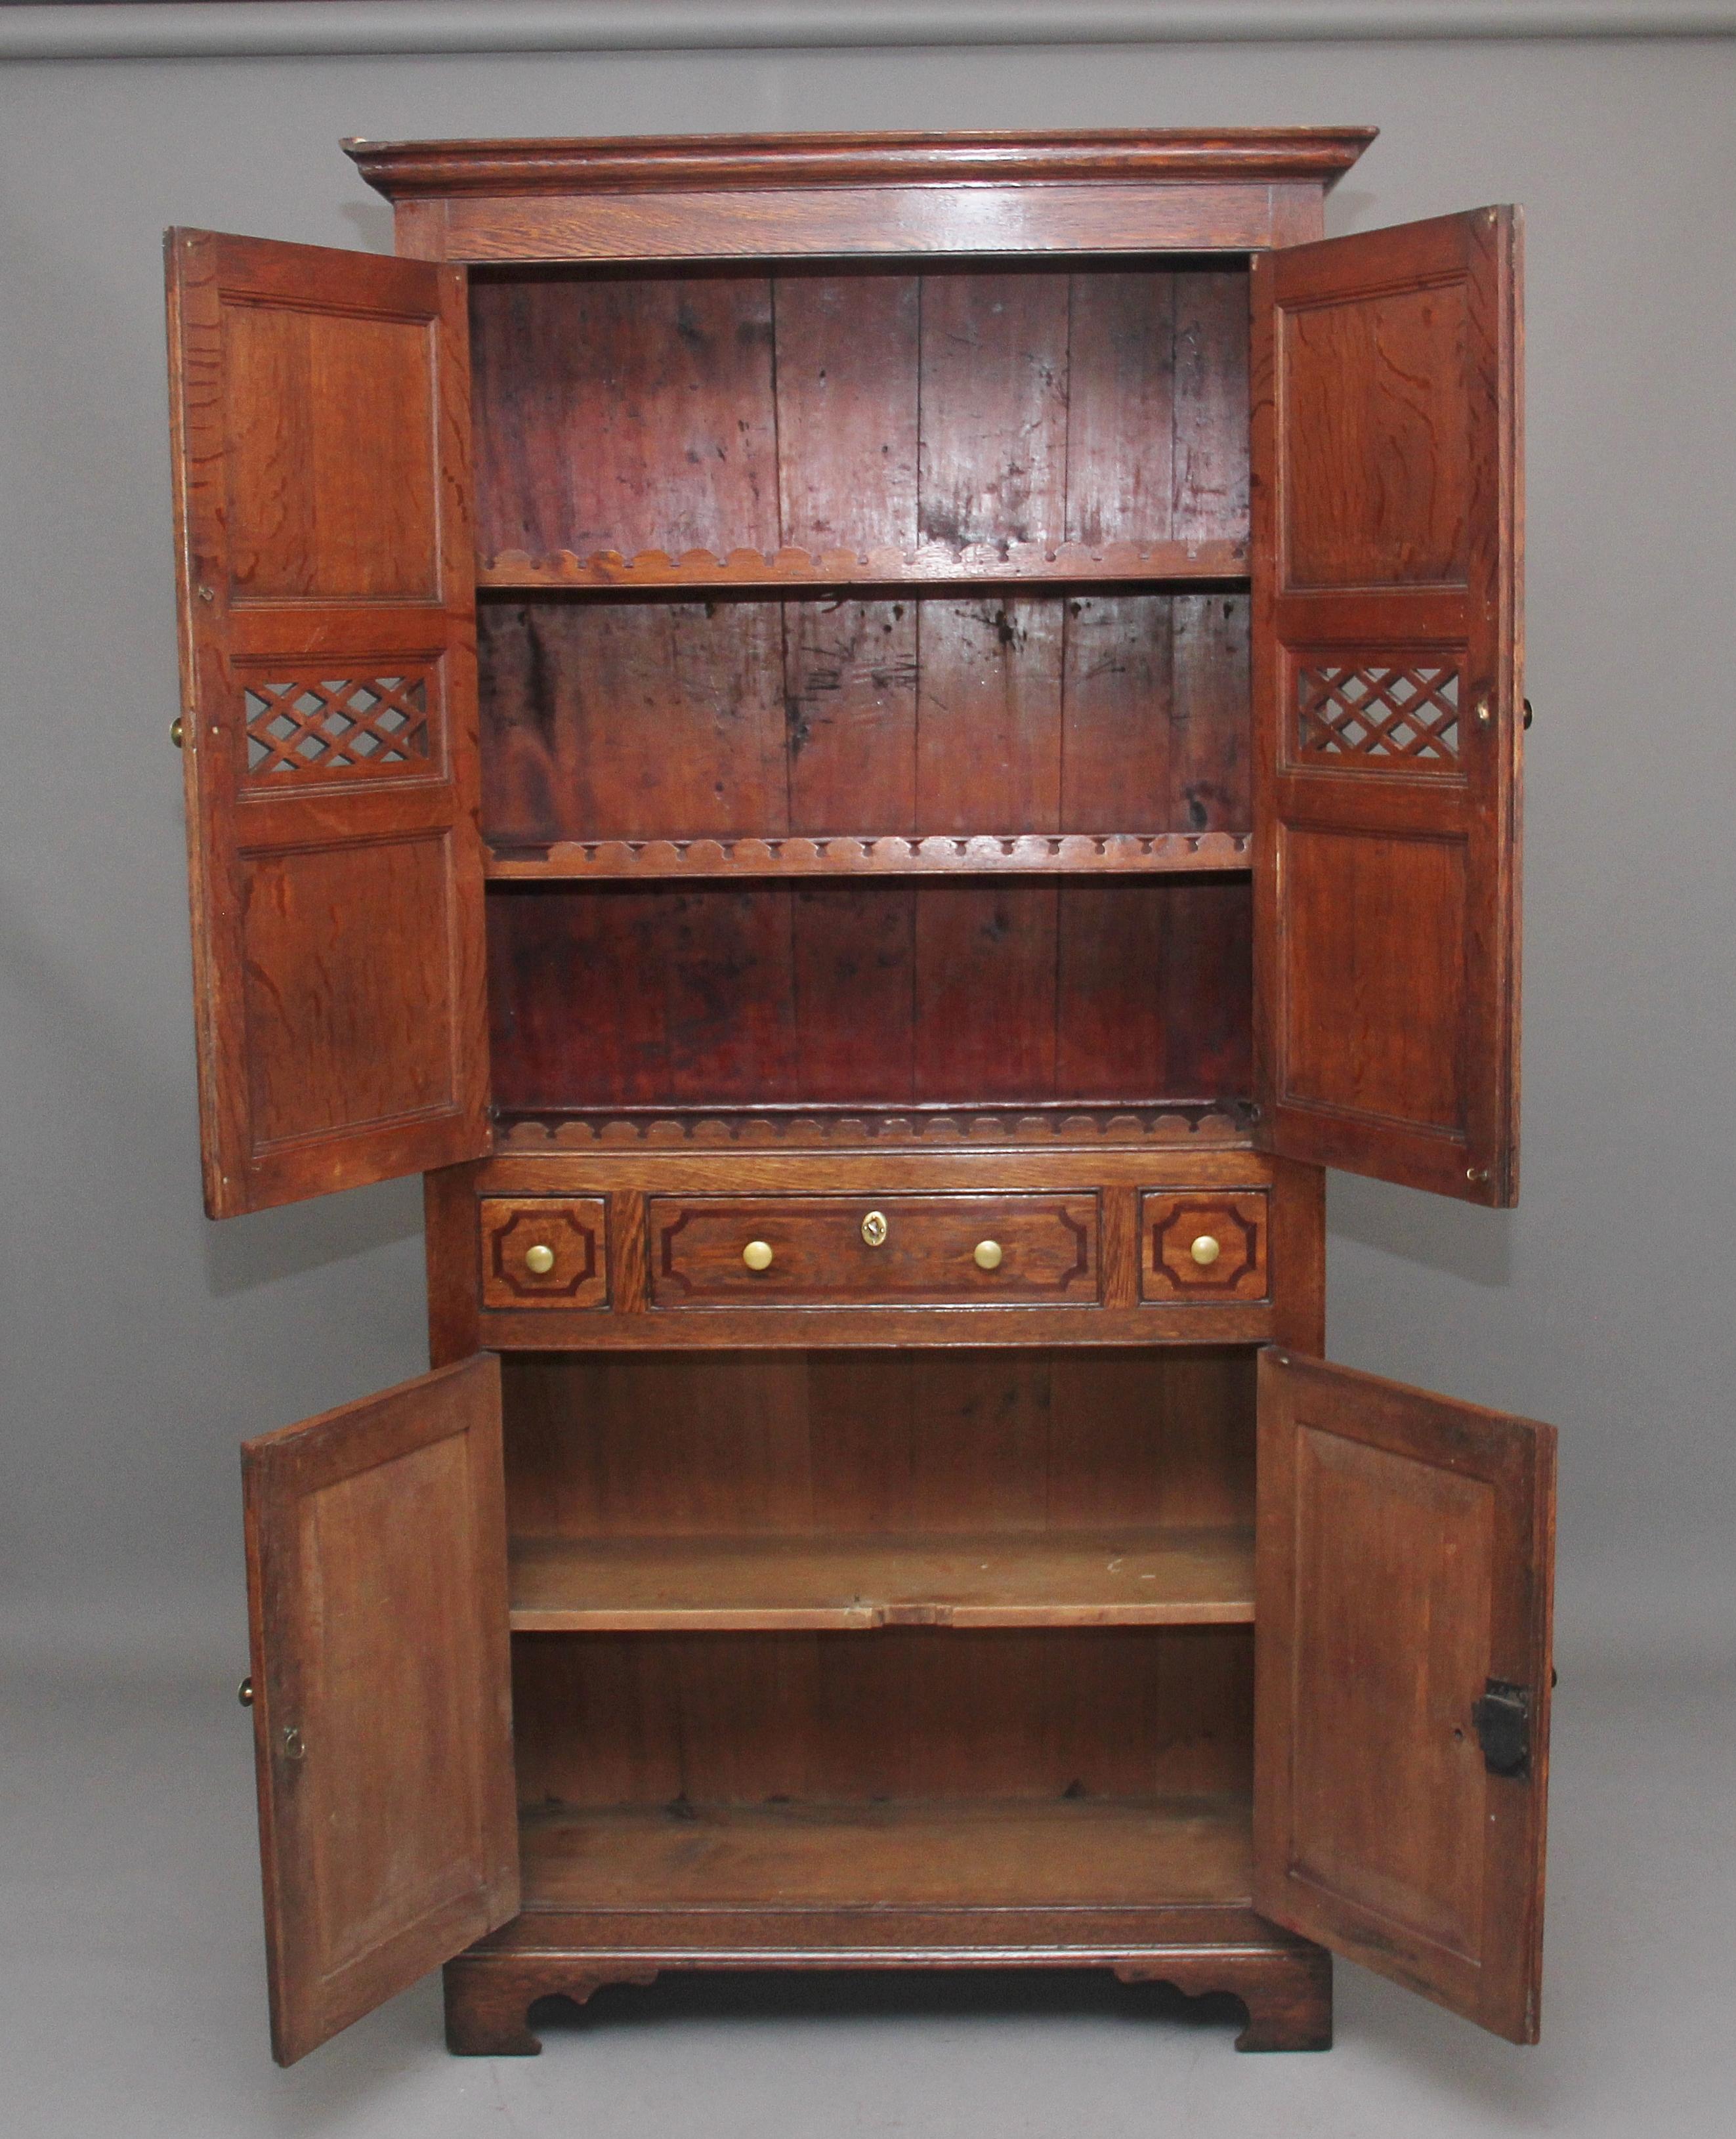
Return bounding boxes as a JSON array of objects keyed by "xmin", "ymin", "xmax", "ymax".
[{"xmin": 1471, "ymin": 1679, "xmax": 1532, "ymax": 1778}]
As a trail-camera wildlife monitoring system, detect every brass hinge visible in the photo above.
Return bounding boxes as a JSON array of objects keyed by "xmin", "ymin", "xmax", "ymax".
[{"xmin": 1471, "ymin": 1679, "xmax": 1532, "ymax": 1778}]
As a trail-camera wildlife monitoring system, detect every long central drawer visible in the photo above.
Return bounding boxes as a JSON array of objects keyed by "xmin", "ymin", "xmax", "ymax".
[{"xmin": 648, "ymin": 1194, "xmax": 1099, "ymax": 1307}]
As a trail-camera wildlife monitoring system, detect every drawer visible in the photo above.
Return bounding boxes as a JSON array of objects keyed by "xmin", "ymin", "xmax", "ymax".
[
  {"xmin": 480, "ymin": 1198, "xmax": 609, "ymax": 1309},
  {"xmin": 1140, "ymin": 1192, "xmax": 1269, "ymax": 1303},
  {"xmin": 649, "ymin": 1195, "xmax": 1098, "ymax": 1308}
]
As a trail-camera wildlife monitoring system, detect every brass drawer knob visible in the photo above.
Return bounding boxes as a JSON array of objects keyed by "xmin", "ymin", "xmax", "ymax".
[
  {"xmin": 742, "ymin": 1239, "xmax": 774, "ymax": 1271},
  {"xmin": 523, "ymin": 1242, "xmax": 556, "ymax": 1276},
  {"xmin": 1190, "ymin": 1234, "xmax": 1221, "ymax": 1267},
  {"xmin": 973, "ymin": 1239, "xmax": 1003, "ymax": 1271},
  {"xmin": 861, "ymin": 1210, "xmax": 888, "ymax": 1248},
  {"xmin": 170, "ymin": 715, "xmax": 185, "ymax": 750},
  {"xmin": 238, "ymin": 1676, "xmax": 254, "ymax": 1708}
]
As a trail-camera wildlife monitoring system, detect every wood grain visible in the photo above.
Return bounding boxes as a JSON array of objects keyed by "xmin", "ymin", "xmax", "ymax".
[
  {"xmin": 1254, "ymin": 1349, "xmax": 1554, "ymax": 2043},
  {"xmin": 508, "ymin": 1527, "xmax": 1254, "ymax": 1631},
  {"xmin": 241, "ymin": 1357, "xmax": 516, "ymax": 2065},
  {"xmin": 1251, "ymin": 207, "xmax": 1523, "ymax": 1204},
  {"xmin": 165, "ymin": 228, "xmax": 488, "ymax": 1216}
]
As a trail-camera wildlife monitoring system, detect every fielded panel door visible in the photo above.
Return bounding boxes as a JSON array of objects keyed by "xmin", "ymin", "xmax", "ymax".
[
  {"xmin": 1250, "ymin": 209, "xmax": 1523, "ymax": 1205},
  {"xmin": 242, "ymin": 1355, "xmax": 517, "ymax": 2065},
  {"xmin": 166, "ymin": 232, "xmax": 488, "ymax": 1218},
  {"xmin": 1253, "ymin": 1349, "xmax": 1555, "ymax": 2043}
]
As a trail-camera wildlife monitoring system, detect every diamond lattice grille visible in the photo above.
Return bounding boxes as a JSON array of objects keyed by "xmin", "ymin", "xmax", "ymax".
[
  {"xmin": 1297, "ymin": 664, "xmax": 1460, "ymax": 764},
  {"xmin": 244, "ymin": 676, "xmax": 432, "ymax": 777}
]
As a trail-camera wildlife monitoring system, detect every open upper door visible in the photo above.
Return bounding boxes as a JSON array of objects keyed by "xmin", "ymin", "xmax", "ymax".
[
  {"xmin": 1254, "ymin": 1349, "xmax": 1554, "ymax": 2043},
  {"xmin": 166, "ymin": 232, "xmax": 487, "ymax": 1218},
  {"xmin": 242, "ymin": 1355, "xmax": 517, "ymax": 2064},
  {"xmin": 1251, "ymin": 209, "xmax": 1523, "ymax": 1204}
]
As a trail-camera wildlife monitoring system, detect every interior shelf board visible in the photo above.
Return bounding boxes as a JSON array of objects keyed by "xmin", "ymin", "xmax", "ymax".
[
  {"xmin": 518, "ymin": 1794, "xmax": 1254, "ymax": 1913},
  {"xmin": 477, "ymin": 538, "xmax": 1249, "ymax": 593},
  {"xmin": 485, "ymin": 830, "xmax": 1252, "ymax": 881},
  {"xmin": 508, "ymin": 1525, "xmax": 1255, "ymax": 1633}
]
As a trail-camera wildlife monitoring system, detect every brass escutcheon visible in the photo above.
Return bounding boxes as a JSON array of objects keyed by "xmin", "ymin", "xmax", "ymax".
[{"xmin": 860, "ymin": 1210, "xmax": 888, "ymax": 1248}]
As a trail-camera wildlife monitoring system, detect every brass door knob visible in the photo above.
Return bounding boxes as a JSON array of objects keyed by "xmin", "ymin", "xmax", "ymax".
[
  {"xmin": 742, "ymin": 1240, "xmax": 774, "ymax": 1271},
  {"xmin": 170, "ymin": 716, "xmax": 185, "ymax": 749},
  {"xmin": 523, "ymin": 1243, "xmax": 555, "ymax": 1275},
  {"xmin": 1190, "ymin": 1235, "xmax": 1221, "ymax": 1267},
  {"xmin": 238, "ymin": 1676, "xmax": 254, "ymax": 1708},
  {"xmin": 861, "ymin": 1210, "xmax": 888, "ymax": 1248},
  {"xmin": 973, "ymin": 1240, "xmax": 1003, "ymax": 1271}
]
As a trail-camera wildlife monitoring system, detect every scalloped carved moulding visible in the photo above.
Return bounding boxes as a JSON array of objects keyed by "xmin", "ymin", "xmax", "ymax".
[
  {"xmin": 485, "ymin": 830, "xmax": 1254, "ymax": 881},
  {"xmin": 494, "ymin": 1103, "xmax": 1257, "ymax": 1152}
]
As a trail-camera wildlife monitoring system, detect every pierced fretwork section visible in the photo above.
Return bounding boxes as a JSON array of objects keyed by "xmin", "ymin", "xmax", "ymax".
[
  {"xmin": 244, "ymin": 675, "xmax": 433, "ymax": 778},
  {"xmin": 1296, "ymin": 664, "xmax": 1460, "ymax": 765}
]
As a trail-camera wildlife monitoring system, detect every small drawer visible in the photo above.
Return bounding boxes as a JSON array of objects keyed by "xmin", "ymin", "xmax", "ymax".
[
  {"xmin": 649, "ymin": 1195, "xmax": 1098, "ymax": 1308},
  {"xmin": 1141, "ymin": 1192, "xmax": 1269, "ymax": 1303},
  {"xmin": 480, "ymin": 1198, "xmax": 609, "ymax": 1309}
]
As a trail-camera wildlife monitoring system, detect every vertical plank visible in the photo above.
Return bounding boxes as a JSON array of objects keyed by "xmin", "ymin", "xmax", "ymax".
[
  {"xmin": 773, "ymin": 274, "xmax": 920, "ymax": 557},
  {"xmin": 917, "ymin": 599, "xmax": 1063, "ymax": 832},
  {"xmin": 789, "ymin": 883, "xmax": 917, "ymax": 1103},
  {"xmin": 918, "ymin": 273, "xmax": 1069, "ymax": 555},
  {"xmin": 1055, "ymin": 881, "xmax": 1171, "ymax": 1100},
  {"xmin": 805, "ymin": 1353, "xmax": 918, "ymax": 1531},
  {"xmin": 1064, "ymin": 271, "xmax": 1177, "ymax": 545},
  {"xmin": 1170, "ymin": 592, "xmax": 1252, "ymax": 833},
  {"xmin": 480, "ymin": 599, "xmax": 788, "ymax": 845},
  {"xmin": 784, "ymin": 598, "xmax": 920, "ymax": 832},
  {"xmin": 907, "ymin": 1353, "xmax": 1053, "ymax": 1530},
  {"xmin": 1158, "ymin": 879, "xmax": 1255, "ymax": 1096},
  {"xmin": 914, "ymin": 882, "xmax": 1057, "ymax": 1102},
  {"xmin": 1059, "ymin": 594, "xmax": 1174, "ymax": 834},
  {"xmin": 1172, "ymin": 269, "xmax": 1251, "ymax": 549},
  {"xmin": 662, "ymin": 888, "xmax": 798, "ymax": 1105},
  {"xmin": 469, "ymin": 274, "xmax": 780, "ymax": 563}
]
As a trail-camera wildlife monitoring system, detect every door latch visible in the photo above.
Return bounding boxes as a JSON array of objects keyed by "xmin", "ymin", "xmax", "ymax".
[{"xmin": 1471, "ymin": 1679, "xmax": 1532, "ymax": 1777}]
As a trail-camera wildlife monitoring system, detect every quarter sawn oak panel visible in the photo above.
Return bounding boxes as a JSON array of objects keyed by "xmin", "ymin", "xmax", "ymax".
[{"xmin": 241, "ymin": 1357, "xmax": 517, "ymax": 2065}]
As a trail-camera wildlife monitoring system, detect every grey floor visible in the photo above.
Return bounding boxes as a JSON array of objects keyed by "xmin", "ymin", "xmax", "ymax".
[{"xmin": 5, "ymin": 1645, "xmax": 1731, "ymax": 2139}]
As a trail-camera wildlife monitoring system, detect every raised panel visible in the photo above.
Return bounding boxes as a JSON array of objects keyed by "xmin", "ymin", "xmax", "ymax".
[
  {"xmin": 240, "ymin": 835, "xmax": 458, "ymax": 1147},
  {"xmin": 242, "ymin": 1356, "xmax": 517, "ymax": 2065},
  {"xmin": 1255, "ymin": 1351, "xmax": 1555, "ymax": 2043},
  {"xmin": 1278, "ymin": 827, "xmax": 1466, "ymax": 1136},
  {"xmin": 222, "ymin": 300, "xmax": 439, "ymax": 601},
  {"xmin": 1281, "ymin": 280, "xmax": 1469, "ymax": 591}
]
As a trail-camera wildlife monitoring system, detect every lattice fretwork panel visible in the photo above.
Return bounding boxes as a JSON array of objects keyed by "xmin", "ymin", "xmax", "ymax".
[
  {"xmin": 244, "ymin": 675, "xmax": 433, "ymax": 778},
  {"xmin": 1296, "ymin": 663, "xmax": 1460, "ymax": 765}
]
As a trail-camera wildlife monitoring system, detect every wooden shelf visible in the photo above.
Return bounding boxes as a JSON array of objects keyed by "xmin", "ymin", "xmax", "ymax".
[
  {"xmin": 508, "ymin": 1526, "xmax": 1254, "ymax": 1632},
  {"xmin": 486, "ymin": 830, "xmax": 1252, "ymax": 882},
  {"xmin": 519, "ymin": 1794, "xmax": 1253, "ymax": 1913},
  {"xmin": 478, "ymin": 538, "xmax": 1248, "ymax": 594}
]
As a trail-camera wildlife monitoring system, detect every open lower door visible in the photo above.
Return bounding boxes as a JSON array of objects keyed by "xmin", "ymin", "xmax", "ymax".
[
  {"xmin": 242, "ymin": 1355, "xmax": 517, "ymax": 2065},
  {"xmin": 1251, "ymin": 209, "xmax": 1523, "ymax": 1204},
  {"xmin": 166, "ymin": 231, "xmax": 487, "ymax": 1218},
  {"xmin": 1254, "ymin": 1349, "xmax": 1555, "ymax": 2043}
]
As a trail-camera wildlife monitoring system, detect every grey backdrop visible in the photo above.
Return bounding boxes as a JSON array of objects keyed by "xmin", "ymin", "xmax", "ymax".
[{"xmin": 1, "ymin": 19, "xmax": 1732, "ymax": 2137}]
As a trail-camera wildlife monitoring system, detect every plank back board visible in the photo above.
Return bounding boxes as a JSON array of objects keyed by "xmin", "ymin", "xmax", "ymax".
[
  {"xmin": 1254, "ymin": 1349, "xmax": 1554, "ymax": 2043},
  {"xmin": 165, "ymin": 231, "xmax": 488, "ymax": 1215},
  {"xmin": 242, "ymin": 1355, "xmax": 517, "ymax": 2064},
  {"xmin": 1250, "ymin": 209, "xmax": 1523, "ymax": 1204}
]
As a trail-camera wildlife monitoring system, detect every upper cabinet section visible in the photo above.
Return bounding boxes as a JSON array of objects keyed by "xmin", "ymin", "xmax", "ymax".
[
  {"xmin": 466, "ymin": 263, "xmax": 1249, "ymax": 589},
  {"xmin": 165, "ymin": 232, "xmax": 490, "ymax": 1218},
  {"xmin": 347, "ymin": 128, "xmax": 1372, "ymax": 593}
]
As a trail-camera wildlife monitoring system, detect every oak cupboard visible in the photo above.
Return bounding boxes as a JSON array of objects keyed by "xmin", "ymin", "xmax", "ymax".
[{"xmin": 163, "ymin": 128, "xmax": 1554, "ymax": 2069}]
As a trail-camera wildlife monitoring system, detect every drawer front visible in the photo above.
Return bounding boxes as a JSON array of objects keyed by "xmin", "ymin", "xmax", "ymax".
[
  {"xmin": 1140, "ymin": 1191, "xmax": 1269, "ymax": 1302},
  {"xmin": 650, "ymin": 1195, "xmax": 1099, "ymax": 1307},
  {"xmin": 480, "ymin": 1197, "xmax": 609, "ymax": 1309}
]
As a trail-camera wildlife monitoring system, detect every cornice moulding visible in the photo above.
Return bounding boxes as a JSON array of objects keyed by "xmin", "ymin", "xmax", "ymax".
[{"xmin": 3, "ymin": 2, "xmax": 1734, "ymax": 66}]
